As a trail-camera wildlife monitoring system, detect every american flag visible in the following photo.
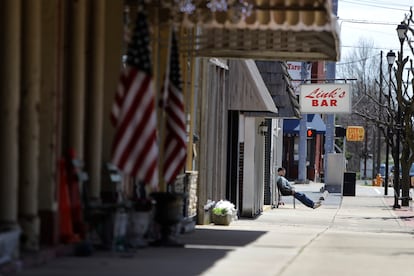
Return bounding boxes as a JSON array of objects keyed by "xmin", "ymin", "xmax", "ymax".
[
  {"xmin": 111, "ymin": 11, "xmax": 158, "ymax": 188},
  {"xmin": 162, "ymin": 31, "xmax": 187, "ymax": 184}
]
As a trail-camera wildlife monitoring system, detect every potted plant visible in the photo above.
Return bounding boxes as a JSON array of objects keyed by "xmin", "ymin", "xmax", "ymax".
[
  {"xmin": 212, "ymin": 200, "xmax": 237, "ymax": 226},
  {"xmin": 127, "ymin": 198, "xmax": 154, "ymax": 248},
  {"xmin": 150, "ymin": 192, "xmax": 185, "ymax": 246}
]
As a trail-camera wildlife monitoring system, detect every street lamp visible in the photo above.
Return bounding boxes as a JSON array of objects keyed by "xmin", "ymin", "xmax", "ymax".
[
  {"xmin": 385, "ymin": 50, "xmax": 395, "ymax": 196},
  {"xmin": 393, "ymin": 21, "xmax": 408, "ymax": 209},
  {"xmin": 397, "ymin": 22, "xmax": 408, "ymax": 44}
]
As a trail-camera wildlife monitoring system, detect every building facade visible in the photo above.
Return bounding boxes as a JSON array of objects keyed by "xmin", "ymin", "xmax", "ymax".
[{"xmin": 0, "ymin": 0, "xmax": 339, "ymax": 263}]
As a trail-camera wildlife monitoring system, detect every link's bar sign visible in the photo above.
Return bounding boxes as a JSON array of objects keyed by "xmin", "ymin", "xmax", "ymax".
[
  {"xmin": 346, "ymin": 126, "xmax": 365, "ymax": 142},
  {"xmin": 299, "ymin": 84, "xmax": 351, "ymax": 113}
]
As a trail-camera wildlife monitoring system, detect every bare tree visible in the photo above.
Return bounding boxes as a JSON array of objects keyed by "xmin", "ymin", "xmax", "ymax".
[
  {"xmin": 336, "ymin": 39, "xmax": 380, "ymax": 176},
  {"xmin": 394, "ymin": 10, "xmax": 414, "ymax": 206},
  {"xmin": 338, "ymin": 9, "xmax": 414, "ymax": 206}
]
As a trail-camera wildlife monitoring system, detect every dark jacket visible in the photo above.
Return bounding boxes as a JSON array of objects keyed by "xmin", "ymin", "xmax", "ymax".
[{"xmin": 277, "ymin": 176, "xmax": 293, "ymax": 196}]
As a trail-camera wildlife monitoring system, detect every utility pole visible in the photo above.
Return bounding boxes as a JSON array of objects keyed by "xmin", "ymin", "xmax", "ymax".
[
  {"xmin": 363, "ymin": 122, "xmax": 368, "ymax": 180},
  {"xmin": 298, "ymin": 62, "xmax": 309, "ymax": 183},
  {"xmin": 324, "ymin": 0, "xmax": 338, "ymax": 179},
  {"xmin": 376, "ymin": 51, "xmax": 382, "ymax": 180}
]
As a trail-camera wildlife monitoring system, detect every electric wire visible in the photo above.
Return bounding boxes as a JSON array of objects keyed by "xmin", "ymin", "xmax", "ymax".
[
  {"xmin": 336, "ymin": 53, "xmax": 380, "ymax": 66},
  {"xmin": 340, "ymin": 0, "xmax": 411, "ymax": 11},
  {"xmin": 338, "ymin": 0, "xmax": 413, "ymax": 56}
]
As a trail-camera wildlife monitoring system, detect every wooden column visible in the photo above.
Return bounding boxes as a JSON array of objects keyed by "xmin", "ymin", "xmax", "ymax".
[
  {"xmin": 0, "ymin": 0, "xmax": 21, "ymax": 227},
  {"xmin": 68, "ymin": 0, "xmax": 87, "ymax": 157},
  {"xmin": 85, "ymin": 0, "xmax": 106, "ymax": 199},
  {"xmin": 101, "ymin": 1, "xmax": 123, "ymax": 162},
  {"xmin": 197, "ymin": 59, "xmax": 209, "ymax": 225},
  {"xmin": 18, "ymin": 0, "xmax": 42, "ymax": 250},
  {"xmin": 38, "ymin": 0, "xmax": 62, "ymax": 246}
]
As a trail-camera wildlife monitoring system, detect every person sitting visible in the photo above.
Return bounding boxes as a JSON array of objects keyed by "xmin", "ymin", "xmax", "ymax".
[{"xmin": 277, "ymin": 167, "xmax": 321, "ymax": 209}]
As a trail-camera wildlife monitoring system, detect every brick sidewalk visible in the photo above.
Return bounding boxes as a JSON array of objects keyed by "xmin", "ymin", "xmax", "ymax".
[{"xmin": 384, "ymin": 197, "xmax": 414, "ymax": 228}]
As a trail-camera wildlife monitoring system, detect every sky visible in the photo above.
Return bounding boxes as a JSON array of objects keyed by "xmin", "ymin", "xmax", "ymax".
[{"xmin": 337, "ymin": 0, "xmax": 413, "ymax": 62}]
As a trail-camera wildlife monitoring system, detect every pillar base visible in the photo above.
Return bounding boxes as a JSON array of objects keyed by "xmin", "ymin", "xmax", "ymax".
[
  {"xmin": 39, "ymin": 210, "xmax": 58, "ymax": 246},
  {"xmin": 19, "ymin": 215, "xmax": 40, "ymax": 251},
  {"xmin": 0, "ymin": 226, "xmax": 21, "ymax": 265}
]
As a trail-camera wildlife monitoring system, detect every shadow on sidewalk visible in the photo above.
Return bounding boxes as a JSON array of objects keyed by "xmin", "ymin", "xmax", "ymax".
[
  {"xmin": 11, "ymin": 228, "xmax": 267, "ymax": 276},
  {"xmin": 135, "ymin": 228, "xmax": 269, "ymax": 275},
  {"xmin": 180, "ymin": 228, "xmax": 266, "ymax": 247}
]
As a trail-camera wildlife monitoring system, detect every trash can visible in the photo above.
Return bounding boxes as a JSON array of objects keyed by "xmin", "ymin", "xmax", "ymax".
[{"xmin": 343, "ymin": 172, "xmax": 356, "ymax": 196}]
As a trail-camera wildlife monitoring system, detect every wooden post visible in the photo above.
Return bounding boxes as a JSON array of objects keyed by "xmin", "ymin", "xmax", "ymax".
[
  {"xmin": 38, "ymin": 0, "xmax": 62, "ymax": 246},
  {"xmin": 68, "ymin": 0, "xmax": 87, "ymax": 157},
  {"xmin": 85, "ymin": 0, "xmax": 106, "ymax": 199},
  {"xmin": 0, "ymin": 0, "xmax": 21, "ymax": 227},
  {"xmin": 152, "ymin": 7, "xmax": 170, "ymax": 192},
  {"xmin": 19, "ymin": 0, "xmax": 42, "ymax": 250}
]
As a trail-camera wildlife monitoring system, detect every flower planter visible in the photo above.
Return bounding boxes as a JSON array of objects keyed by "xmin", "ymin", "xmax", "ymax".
[
  {"xmin": 212, "ymin": 213, "xmax": 232, "ymax": 226},
  {"xmin": 150, "ymin": 192, "xmax": 184, "ymax": 246},
  {"xmin": 127, "ymin": 211, "xmax": 152, "ymax": 248}
]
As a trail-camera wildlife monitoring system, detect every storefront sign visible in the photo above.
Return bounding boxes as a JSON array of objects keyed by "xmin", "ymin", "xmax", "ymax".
[
  {"xmin": 287, "ymin": 61, "xmax": 311, "ymax": 94},
  {"xmin": 299, "ymin": 84, "xmax": 351, "ymax": 113},
  {"xmin": 346, "ymin": 126, "xmax": 365, "ymax": 141}
]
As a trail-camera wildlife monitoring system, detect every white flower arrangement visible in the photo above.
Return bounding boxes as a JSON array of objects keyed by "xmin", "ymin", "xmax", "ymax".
[{"xmin": 213, "ymin": 200, "xmax": 237, "ymax": 219}]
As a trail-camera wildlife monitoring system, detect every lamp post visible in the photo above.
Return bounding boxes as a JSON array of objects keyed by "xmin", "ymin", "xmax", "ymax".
[
  {"xmin": 385, "ymin": 50, "xmax": 396, "ymax": 196},
  {"xmin": 393, "ymin": 21, "xmax": 408, "ymax": 209}
]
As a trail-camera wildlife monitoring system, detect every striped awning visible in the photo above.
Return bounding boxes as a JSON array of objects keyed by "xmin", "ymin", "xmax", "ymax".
[{"xmin": 175, "ymin": 0, "xmax": 340, "ymax": 61}]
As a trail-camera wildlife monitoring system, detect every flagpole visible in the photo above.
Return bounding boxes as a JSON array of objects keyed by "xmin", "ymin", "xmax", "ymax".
[
  {"xmin": 153, "ymin": 4, "xmax": 161, "ymax": 192},
  {"xmin": 154, "ymin": 4, "xmax": 163, "ymax": 192},
  {"xmin": 160, "ymin": 26, "xmax": 173, "ymax": 193}
]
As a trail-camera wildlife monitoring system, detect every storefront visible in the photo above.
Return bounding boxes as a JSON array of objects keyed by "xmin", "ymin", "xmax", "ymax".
[{"xmin": 0, "ymin": 0, "xmax": 340, "ymax": 260}]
